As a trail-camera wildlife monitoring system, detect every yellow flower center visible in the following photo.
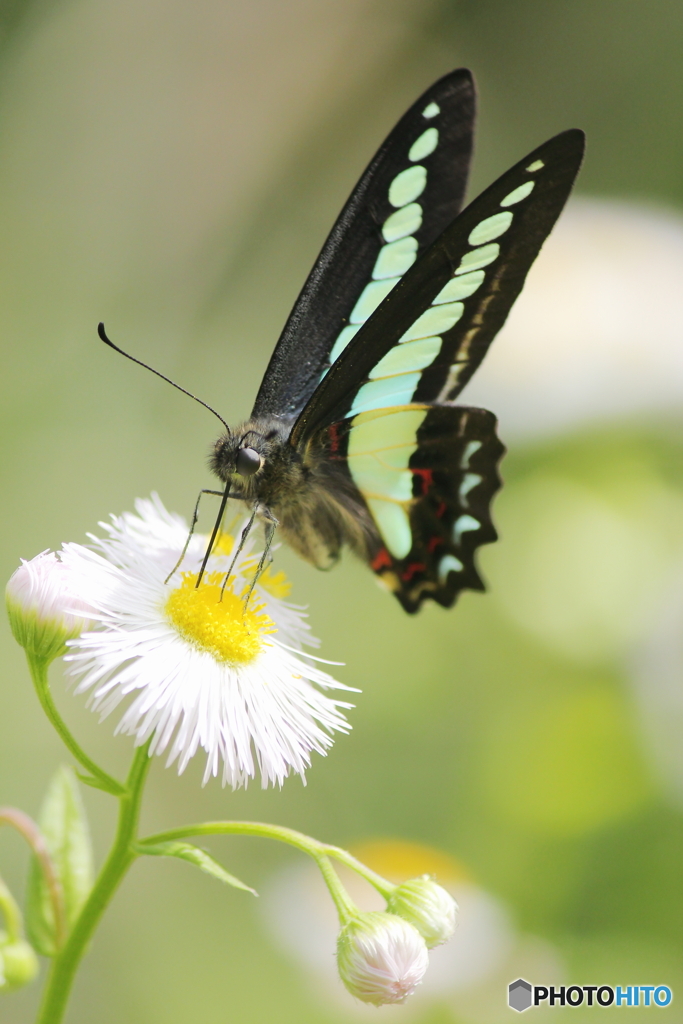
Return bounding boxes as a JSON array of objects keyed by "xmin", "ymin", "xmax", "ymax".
[
  {"xmin": 165, "ymin": 572, "xmax": 275, "ymax": 664},
  {"xmin": 212, "ymin": 531, "xmax": 234, "ymax": 557},
  {"xmin": 241, "ymin": 561, "xmax": 292, "ymax": 599}
]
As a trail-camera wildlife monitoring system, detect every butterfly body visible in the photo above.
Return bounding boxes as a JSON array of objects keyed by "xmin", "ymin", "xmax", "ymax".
[
  {"xmin": 211, "ymin": 417, "xmax": 379, "ymax": 571},
  {"xmin": 202, "ymin": 69, "xmax": 583, "ymax": 612}
]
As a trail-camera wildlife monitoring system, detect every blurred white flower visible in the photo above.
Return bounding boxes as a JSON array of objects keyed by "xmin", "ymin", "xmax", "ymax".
[
  {"xmin": 5, "ymin": 550, "xmax": 96, "ymax": 662},
  {"xmin": 336, "ymin": 912, "xmax": 428, "ymax": 1005},
  {"xmin": 386, "ymin": 875, "xmax": 457, "ymax": 948},
  {"xmin": 462, "ymin": 198, "xmax": 683, "ymax": 438},
  {"xmin": 61, "ymin": 495, "xmax": 353, "ymax": 788},
  {"xmin": 630, "ymin": 564, "xmax": 683, "ymax": 808}
]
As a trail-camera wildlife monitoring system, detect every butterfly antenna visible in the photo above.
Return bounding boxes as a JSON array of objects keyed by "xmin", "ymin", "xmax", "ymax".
[{"xmin": 97, "ymin": 322, "xmax": 231, "ymax": 436}]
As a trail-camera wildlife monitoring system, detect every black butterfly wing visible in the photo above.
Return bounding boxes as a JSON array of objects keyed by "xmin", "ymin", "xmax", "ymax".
[
  {"xmin": 290, "ymin": 129, "xmax": 584, "ymax": 610},
  {"xmin": 291, "ymin": 129, "xmax": 585, "ymax": 440},
  {"xmin": 250, "ymin": 69, "xmax": 475, "ymax": 422}
]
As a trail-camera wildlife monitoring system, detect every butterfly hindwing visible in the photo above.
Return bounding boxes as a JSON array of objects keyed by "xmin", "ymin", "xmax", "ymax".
[
  {"xmin": 322, "ymin": 405, "xmax": 503, "ymax": 612},
  {"xmin": 250, "ymin": 69, "xmax": 475, "ymax": 422}
]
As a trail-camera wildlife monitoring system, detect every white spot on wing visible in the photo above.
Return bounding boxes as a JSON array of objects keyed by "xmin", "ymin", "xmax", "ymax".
[
  {"xmin": 368, "ymin": 336, "xmax": 442, "ymax": 378},
  {"xmin": 388, "ymin": 165, "xmax": 427, "ymax": 208},
  {"xmin": 438, "ymin": 554, "xmax": 463, "ymax": 582},
  {"xmin": 347, "ymin": 457, "xmax": 414, "ymax": 501},
  {"xmin": 348, "ymin": 408, "xmax": 428, "ymax": 453},
  {"xmin": 400, "ymin": 302, "xmax": 464, "ymax": 343},
  {"xmin": 349, "ymin": 278, "xmax": 400, "ymax": 323},
  {"xmin": 500, "ymin": 181, "xmax": 535, "ymax": 207},
  {"xmin": 372, "ymin": 237, "xmax": 418, "ymax": 280},
  {"xmin": 382, "ymin": 203, "xmax": 423, "ymax": 243},
  {"xmin": 422, "ymin": 101, "xmax": 440, "ymax": 119},
  {"xmin": 366, "ymin": 499, "xmax": 413, "ymax": 558},
  {"xmin": 459, "ymin": 473, "xmax": 483, "ymax": 507},
  {"xmin": 460, "ymin": 440, "xmax": 482, "ymax": 469},
  {"xmin": 468, "ymin": 211, "xmax": 513, "ymax": 246},
  {"xmin": 328, "ymin": 324, "xmax": 361, "ymax": 363},
  {"xmin": 452, "ymin": 514, "xmax": 480, "ymax": 544},
  {"xmin": 432, "ymin": 270, "xmax": 485, "ymax": 305},
  {"xmin": 409, "ymin": 127, "xmax": 438, "ymax": 162},
  {"xmin": 350, "ymin": 374, "xmax": 421, "ymax": 415},
  {"xmin": 455, "ymin": 243, "xmax": 500, "ymax": 275},
  {"xmin": 526, "ymin": 159, "xmax": 544, "ymax": 172}
]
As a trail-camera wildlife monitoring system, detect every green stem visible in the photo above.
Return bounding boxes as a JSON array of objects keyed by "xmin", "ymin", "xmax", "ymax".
[
  {"xmin": 314, "ymin": 855, "xmax": 357, "ymax": 923},
  {"xmin": 36, "ymin": 744, "xmax": 151, "ymax": 1024},
  {"xmin": 139, "ymin": 821, "xmax": 395, "ymax": 902},
  {"xmin": 320, "ymin": 847, "xmax": 395, "ymax": 899},
  {"xmin": 27, "ymin": 653, "xmax": 125, "ymax": 796}
]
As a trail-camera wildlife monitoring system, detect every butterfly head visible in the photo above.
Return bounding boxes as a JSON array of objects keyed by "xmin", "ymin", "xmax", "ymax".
[
  {"xmin": 211, "ymin": 430, "xmax": 265, "ymax": 481},
  {"xmin": 210, "ymin": 419, "xmax": 301, "ymax": 501}
]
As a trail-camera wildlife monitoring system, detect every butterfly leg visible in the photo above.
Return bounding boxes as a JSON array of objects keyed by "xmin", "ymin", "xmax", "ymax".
[
  {"xmin": 219, "ymin": 505, "xmax": 258, "ymax": 600},
  {"xmin": 164, "ymin": 488, "xmax": 225, "ymax": 584},
  {"xmin": 242, "ymin": 510, "xmax": 279, "ymax": 610}
]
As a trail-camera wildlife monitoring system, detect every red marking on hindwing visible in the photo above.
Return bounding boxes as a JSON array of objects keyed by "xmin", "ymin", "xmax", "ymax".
[
  {"xmin": 371, "ymin": 548, "xmax": 393, "ymax": 572},
  {"xmin": 401, "ymin": 562, "xmax": 426, "ymax": 582},
  {"xmin": 328, "ymin": 423, "xmax": 340, "ymax": 453},
  {"xmin": 435, "ymin": 501, "xmax": 447, "ymax": 519},
  {"xmin": 412, "ymin": 468, "xmax": 433, "ymax": 495},
  {"xmin": 427, "ymin": 535, "xmax": 443, "ymax": 553}
]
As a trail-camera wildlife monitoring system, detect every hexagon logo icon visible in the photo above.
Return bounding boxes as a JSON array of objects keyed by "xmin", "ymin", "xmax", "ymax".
[{"xmin": 509, "ymin": 978, "xmax": 533, "ymax": 1012}]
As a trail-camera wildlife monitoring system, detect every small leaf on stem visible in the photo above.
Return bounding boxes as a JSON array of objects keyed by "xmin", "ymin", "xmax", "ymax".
[
  {"xmin": 25, "ymin": 767, "xmax": 94, "ymax": 956},
  {"xmin": 137, "ymin": 841, "xmax": 257, "ymax": 895}
]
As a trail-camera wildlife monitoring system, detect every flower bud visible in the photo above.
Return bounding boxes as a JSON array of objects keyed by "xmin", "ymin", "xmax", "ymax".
[
  {"xmin": 386, "ymin": 874, "xmax": 458, "ymax": 948},
  {"xmin": 6, "ymin": 551, "xmax": 95, "ymax": 662},
  {"xmin": 336, "ymin": 911, "xmax": 429, "ymax": 1005},
  {"xmin": 0, "ymin": 934, "xmax": 39, "ymax": 991}
]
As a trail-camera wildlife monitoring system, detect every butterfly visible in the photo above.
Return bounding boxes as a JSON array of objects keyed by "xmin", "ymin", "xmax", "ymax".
[{"xmin": 101, "ymin": 69, "xmax": 584, "ymax": 613}]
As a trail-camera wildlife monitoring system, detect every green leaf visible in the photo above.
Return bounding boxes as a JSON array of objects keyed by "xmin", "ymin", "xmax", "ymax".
[
  {"xmin": 76, "ymin": 771, "xmax": 125, "ymax": 796},
  {"xmin": 25, "ymin": 766, "xmax": 94, "ymax": 956},
  {"xmin": 137, "ymin": 842, "xmax": 257, "ymax": 895}
]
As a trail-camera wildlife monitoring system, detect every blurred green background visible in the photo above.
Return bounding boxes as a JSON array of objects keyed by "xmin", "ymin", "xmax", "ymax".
[{"xmin": 3, "ymin": 0, "xmax": 683, "ymax": 1020}]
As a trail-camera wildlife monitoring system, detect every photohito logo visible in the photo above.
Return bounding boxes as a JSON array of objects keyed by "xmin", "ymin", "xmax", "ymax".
[{"xmin": 508, "ymin": 979, "xmax": 673, "ymax": 1011}]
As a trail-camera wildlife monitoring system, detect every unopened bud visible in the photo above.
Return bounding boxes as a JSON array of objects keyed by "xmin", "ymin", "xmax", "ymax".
[
  {"xmin": 6, "ymin": 551, "xmax": 95, "ymax": 662},
  {"xmin": 0, "ymin": 934, "xmax": 39, "ymax": 991},
  {"xmin": 336, "ymin": 911, "xmax": 428, "ymax": 1005},
  {"xmin": 386, "ymin": 874, "xmax": 458, "ymax": 948}
]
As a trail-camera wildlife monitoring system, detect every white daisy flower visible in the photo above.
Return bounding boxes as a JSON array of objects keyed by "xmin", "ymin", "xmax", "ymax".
[{"xmin": 60, "ymin": 495, "xmax": 354, "ymax": 788}]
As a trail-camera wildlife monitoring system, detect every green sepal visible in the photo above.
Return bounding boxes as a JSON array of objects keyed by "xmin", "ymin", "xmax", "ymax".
[
  {"xmin": 25, "ymin": 767, "xmax": 94, "ymax": 956},
  {"xmin": 136, "ymin": 841, "xmax": 257, "ymax": 895}
]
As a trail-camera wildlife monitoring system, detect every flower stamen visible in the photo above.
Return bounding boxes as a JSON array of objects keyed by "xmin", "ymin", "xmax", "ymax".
[{"xmin": 166, "ymin": 572, "xmax": 275, "ymax": 664}]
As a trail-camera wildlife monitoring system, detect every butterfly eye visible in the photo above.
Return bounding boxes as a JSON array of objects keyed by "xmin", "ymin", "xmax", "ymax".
[{"xmin": 235, "ymin": 446, "xmax": 262, "ymax": 477}]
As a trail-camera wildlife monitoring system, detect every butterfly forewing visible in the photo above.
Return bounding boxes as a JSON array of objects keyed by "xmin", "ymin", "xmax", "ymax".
[
  {"xmin": 250, "ymin": 69, "xmax": 475, "ymax": 422},
  {"xmin": 290, "ymin": 129, "xmax": 585, "ymax": 444}
]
